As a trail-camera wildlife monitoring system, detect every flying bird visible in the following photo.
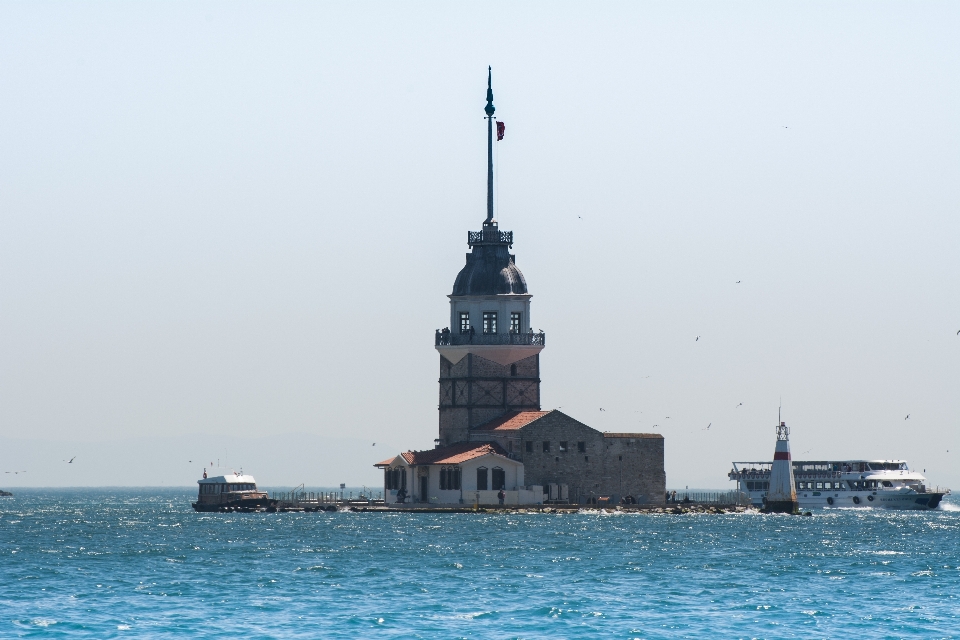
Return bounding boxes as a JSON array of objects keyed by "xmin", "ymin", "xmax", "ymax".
[
  {"xmin": 696, "ymin": 336, "xmax": 700, "ymax": 341},
  {"xmin": 372, "ymin": 443, "xmax": 376, "ymax": 446},
  {"xmin": 703, "ymin": 423, "xmax": 712, "ymax": 431},
  {"xmin": 600, "ymin": 408, "xmax": 605, "ymax": 412},
  {"xmin": 64, "ymin": 457, "xmax": 76, "ymax": 464},
  {"xmin": 905, "ymin": 414, "xmax": 910, "ymax": 420},
  {"xmin": 736, "ymin": 281, "xmax": 741, "ymax": 283},
  {"xmin": 736, "ymin": 403, "xmax": 743, "ymax": 408}
]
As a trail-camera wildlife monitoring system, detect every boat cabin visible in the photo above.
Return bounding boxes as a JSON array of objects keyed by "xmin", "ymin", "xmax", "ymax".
[{"xmin": 196, "ymin": 471, "xmax": 267, "ymax": 506}]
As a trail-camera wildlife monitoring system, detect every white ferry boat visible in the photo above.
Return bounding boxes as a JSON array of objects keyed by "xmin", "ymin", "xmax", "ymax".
[
  {"xmin": 729, "ymin": 460, "xmax": 948, "ymax": 510},
  {"xmin": 192, "ymin": 469, "xmax": 274, "ymax": 512}
]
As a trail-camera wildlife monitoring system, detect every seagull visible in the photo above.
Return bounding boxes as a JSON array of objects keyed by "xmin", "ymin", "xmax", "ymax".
[
  {"xmin": 703, "ymin": 423, "xmax": 712, "ymax": 431},
  {"xmin": 957, "ymin": 330, "xmax": 959, "ymax": 335},
  {"xmin": 736, "ymin": 403, "xmax": 743, "ymax": 408},
  {"xmin": 600, "ymin": 408, "xmax": 605, "ymax": 412},
  {"xmin": 696, "ymin": 336, "xmax": 700, "ymax": 341},
  {"xmin": 372, "ymin": 443, "xmax": 376, "ymax": 446},
  {"xmin": 666, "ymin": 416, "xmax": 670, "ymax": 419},
  {"xmin": 736, "ymin": 280, "xmax": 741, "ymax": 283},
  {"xmin": 64, "ymin": 456, "xmax": 76, "ymax": 464},
  {"xmin": 652, "ymin": 424, "xmax": 659, "ymax": 428},
  {"xmin": 905, "ymin": 414, "xmax": 910, "ymax": 420}
]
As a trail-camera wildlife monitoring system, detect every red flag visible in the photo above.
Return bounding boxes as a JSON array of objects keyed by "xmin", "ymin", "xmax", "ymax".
[{"xmin": 496, "ymin": 121, "xmax": 505, "ymax": 141}]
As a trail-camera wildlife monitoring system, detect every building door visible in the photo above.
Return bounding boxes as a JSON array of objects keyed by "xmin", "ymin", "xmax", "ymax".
[
  {"xmin": 492, "ymin": 467, "xmax": 505, "ymax": 491},
  {"xmin": 420, "ymin": 476, "xmax": 429, "ymax": 503}
]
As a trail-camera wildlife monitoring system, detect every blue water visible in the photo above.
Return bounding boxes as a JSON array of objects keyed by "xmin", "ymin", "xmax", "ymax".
[{"xmin": 2, "ymin": 490, "xmax": 959, "ymax": 638}]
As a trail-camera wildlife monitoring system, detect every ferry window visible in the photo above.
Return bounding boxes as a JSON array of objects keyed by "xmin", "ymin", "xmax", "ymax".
[
  {"xmin": 815, "ymin": 482, "xmax": 823, "ymax": 490},
  {"xmin": 559, "ymin": 441, "xmax": 568, "ymax": 452},
  {"xmin": 477, "ymin": 467, "xmax": 488, "ymax": 491},
  {"xmin": 482, "ymin": 312, "xmax": 497, "ymax": 334},
  {"xmin": 459, "ymin": 312, "xmax": 470, "ymax": 334},
  {"xmin": 525, "ymin": 441, "xmax": 533, "ymax": 453},
  {"xmin": 882, "ymin": 481, "xmax": 893, "ymax": 487},
  {"xmin": 578, "ymin": 442, "xmax": 586, "ymax": 453},
  {"xmin": 542, "ymin": 441, "xmax": 550, "ymax": 453}
]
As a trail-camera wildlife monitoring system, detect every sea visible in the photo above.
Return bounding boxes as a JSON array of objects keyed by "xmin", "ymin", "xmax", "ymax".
[{"xmin": 2, "ymin": 489, "xmax": 959, "ymax": 639}]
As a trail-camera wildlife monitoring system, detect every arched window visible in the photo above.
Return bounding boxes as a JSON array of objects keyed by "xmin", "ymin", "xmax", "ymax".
[
  {"xmin": 476, "ymin": 467, "xmax": 488, "ymax": 491},
  {"xmin": 492, "ymin": 467, "xmax": 506, "ymax": 491},
  {"xmin": 440, "ymin": 468, "xmax": 448, "ymax": 490}
]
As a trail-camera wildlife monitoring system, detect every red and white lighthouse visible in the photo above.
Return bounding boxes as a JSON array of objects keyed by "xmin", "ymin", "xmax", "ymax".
[{"xmin": 765, "ymin": 421, "xmax": 799, "ymax": 513}]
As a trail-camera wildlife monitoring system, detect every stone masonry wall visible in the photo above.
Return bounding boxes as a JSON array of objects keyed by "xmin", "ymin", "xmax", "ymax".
[
  {"xmin": 469, "ymin": 412, "xmax": 665, "ymax": 505},
  {"xmin": 438, "ymin": 353, "xmax": 541, "ymax": 446}
]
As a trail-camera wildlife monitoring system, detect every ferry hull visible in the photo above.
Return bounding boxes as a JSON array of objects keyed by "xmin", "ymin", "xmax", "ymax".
[
  {"xmin": 192, "ymin": 497, "xmax": 277, "ymax": 513},
  {"xmin": 798, "ymin": 491, "xmax": 945, "ymax": 510}
]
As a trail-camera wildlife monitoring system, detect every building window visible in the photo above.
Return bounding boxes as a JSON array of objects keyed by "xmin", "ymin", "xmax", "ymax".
[
  {"xmin": 477, "ymin": 467, "xmax": 488, "ymax": 491},
  {"xmin": 525, "ymin": 441, "xmax": 533, "ymax": 453},
  {"xmin": 482, "ymin": 312, "xmax": 497, "ymax": 334},
  {"xmin": 510, "ymin": 312, "xmax": 521, "ymax": 333},
  {"xmin": 559, "ymin": 441, "xmax": 568, "ymax": 452},
  {"xmin": 492, "ymin": 467, "xmax": 506, "ymax": 491},
  {"xmin": 510, "ymin": 364, "xmax": 517, "ymax": 377},
  {"xmin": 459, "ymin": 312, "xmax": 470, "ymax": 334},
  {"xmin": 578, "ymin": 441, "xmax": 586, "ymax": 453},
  {"xmin": 439, "ymin": 467, "xmax": 460, "ymax": 490},
  {"xmin": 542, "ymin": 441, "xmax": 550, "ymax": 453}
]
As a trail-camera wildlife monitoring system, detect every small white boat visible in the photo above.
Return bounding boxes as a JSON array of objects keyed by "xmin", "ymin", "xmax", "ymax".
[{"xmin": 730, "ymin": 460, "xmax": 949, "ymax": 510}]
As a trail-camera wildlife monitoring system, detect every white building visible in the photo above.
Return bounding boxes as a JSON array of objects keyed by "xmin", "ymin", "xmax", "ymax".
[{"xmin": 375, "ymin": 442, "xmax": 543, "ymax": 506}]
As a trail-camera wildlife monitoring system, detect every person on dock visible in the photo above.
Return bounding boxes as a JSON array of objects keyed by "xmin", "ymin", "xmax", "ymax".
[
  {"xmin": 497, "ymin": 488, "xmax": 505, "ymax": 505},
  {"xmin": 396, "ymin": 488, "xmax": 407, "ymax": 504}
]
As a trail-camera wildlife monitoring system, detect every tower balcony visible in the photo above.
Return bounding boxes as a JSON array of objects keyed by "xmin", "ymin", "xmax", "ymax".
[
  {"xmin": 436, "ymin": 330, "xmax": 545, "ymax": 347},
  {"xmin": 468, "ymin": 228, "xmax": 513, "ymax": 246},
  {"xmin": 435, "ymin": 329, "xmax": 545, "ymax": 366}
]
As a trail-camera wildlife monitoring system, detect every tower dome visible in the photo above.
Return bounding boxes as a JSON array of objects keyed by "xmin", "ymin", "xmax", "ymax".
[{"xmin": 452, "ymin": 223, "xmax": 527, "ymax": 296}]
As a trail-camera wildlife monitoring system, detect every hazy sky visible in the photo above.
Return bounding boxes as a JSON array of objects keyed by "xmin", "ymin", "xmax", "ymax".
[{"xmin": 1, "ymin": 2, "xmax": 958, "ymax": 488}]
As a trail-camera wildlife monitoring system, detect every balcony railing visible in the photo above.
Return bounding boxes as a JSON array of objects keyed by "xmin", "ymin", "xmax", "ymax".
[
  {"xmin": 467, "ymin": 229, "xmax": 513, "ymax": 246},
  {"xmin": 436, "ymin": 329, "xmax": 545, "ymax": 347}
]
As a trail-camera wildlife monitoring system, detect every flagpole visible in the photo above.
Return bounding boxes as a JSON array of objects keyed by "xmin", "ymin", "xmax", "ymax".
[{"xmin": 485, "ymin": 66, "xmax": 495, "ymax": 224}]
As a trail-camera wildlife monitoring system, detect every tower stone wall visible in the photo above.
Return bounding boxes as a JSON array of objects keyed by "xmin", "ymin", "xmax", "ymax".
[{"xmin": 438, "ymin": 353, "xmax": 541, "ymax": 446}]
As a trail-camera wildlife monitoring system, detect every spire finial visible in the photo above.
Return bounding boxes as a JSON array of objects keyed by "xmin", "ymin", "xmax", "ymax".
[{"xmin": 485, "ymin": 66, "xmax": 495, "ymax": 117}]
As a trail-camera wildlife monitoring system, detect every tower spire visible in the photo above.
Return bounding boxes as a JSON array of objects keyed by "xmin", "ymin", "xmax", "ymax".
[{"xmin": 485, "ymin": 66, "xmax": 495, "ymax": 225}]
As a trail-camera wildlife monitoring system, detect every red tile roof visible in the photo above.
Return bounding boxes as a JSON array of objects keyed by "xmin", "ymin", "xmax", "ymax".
[
  {"xmin": 375, "ymin": 441, "xmax": 510, "ymax": 467},
  {"xmin": 374, "ymin": 454, "xmax": 404, "ymax": 467},
  {"xmin": 603, "ymin": 432, "xmax": 664, "ymax": 439},
  {"xmin": 473, "ymin": 410, "xmax": 551, "ymax": 432}
]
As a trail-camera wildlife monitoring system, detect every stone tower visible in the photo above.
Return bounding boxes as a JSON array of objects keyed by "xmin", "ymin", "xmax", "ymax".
[{"xmin": 434, "ymin": 68, "xmax": 546, "ymax": 446}]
